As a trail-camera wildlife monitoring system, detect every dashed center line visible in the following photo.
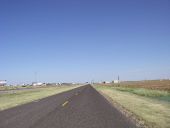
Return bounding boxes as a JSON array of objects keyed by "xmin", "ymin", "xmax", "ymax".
[
  {"xmin": 62, "ymin": 101, "xmax": 69, "ymax": 107},
  {"xmin": 62, "ymin": 92, "xmax": 80, "ymax": 107}
]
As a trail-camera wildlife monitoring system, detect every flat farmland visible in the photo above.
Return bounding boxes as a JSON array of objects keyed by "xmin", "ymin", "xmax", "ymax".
[{"xmin": 114, "ymin": 80, "xmax": 170, "ymax": 91}]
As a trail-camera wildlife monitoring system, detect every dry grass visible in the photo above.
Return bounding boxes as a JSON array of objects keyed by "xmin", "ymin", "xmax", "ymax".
[{"xmin": 95, "ymin": 86, "xmax": 170, "ymax": 128}]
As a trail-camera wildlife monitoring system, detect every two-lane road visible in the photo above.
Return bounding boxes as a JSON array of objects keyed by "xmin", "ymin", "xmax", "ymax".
[{"xmin": 0, "ymin": 85, "xmax": 136, "ymax": 128}]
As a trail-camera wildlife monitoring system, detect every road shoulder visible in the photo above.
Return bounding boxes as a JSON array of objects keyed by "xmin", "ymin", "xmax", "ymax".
[{"xmin": 99, "ymin": 91, "xmax": 148, "ymax": 128}]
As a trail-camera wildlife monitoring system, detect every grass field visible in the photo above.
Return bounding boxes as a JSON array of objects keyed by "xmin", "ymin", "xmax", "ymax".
[
  {"xmin": 0, "ymin": 86, "xmax": 78, "ymax": 111},
  {"xmin": 0, "ymin": 85, "xmax": 32, "ymax": 91},
  {"xmin": 95, "ymin": 85, "xmax": 170, "ymax": 128},
  {"xmin": 116, "ymin": 80, "xmax": 170, "ymax": 91},
  {"xmin": 115, "ymin": 87, "xmax": 170, "ymax": 102}
]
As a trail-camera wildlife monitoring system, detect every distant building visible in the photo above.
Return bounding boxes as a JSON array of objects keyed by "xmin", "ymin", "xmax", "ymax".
[
  {"xmin": 113, "ymin": 80, "xmax": 119, "ymax": 84},
  {"xmin": 32, "ymin": 82, "xmax": 43, "ymax": 86},
  {"xmin": 61, "ymin": 83, "xmax": 72, "ymax": 85},
  {"xmin": 0, "ymin": 80, "xmax": 7, "ymax": 86},
  {"xmin": 102, "ymin": 81, "xmax": 111, "ymax": 84},
  {"xmin": 46, "ymin": 83, "xmax": 59, "ymax": 86},
  {"xmin": 105, "ymin": 81, "xmax": 111, "ymax": 84}
]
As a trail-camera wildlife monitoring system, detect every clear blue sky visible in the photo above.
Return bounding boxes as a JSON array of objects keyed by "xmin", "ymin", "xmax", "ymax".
[{"xmin": 1, "ymin": 0, "xmax": 170, "ymax": 84}]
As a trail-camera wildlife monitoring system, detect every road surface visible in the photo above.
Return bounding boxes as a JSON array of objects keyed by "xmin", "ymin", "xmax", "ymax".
[{"xmin": 0, "ymin": 85, "xmax": 136, "ymax": 128}]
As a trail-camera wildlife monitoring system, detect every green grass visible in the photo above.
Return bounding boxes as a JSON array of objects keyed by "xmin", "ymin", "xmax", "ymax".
[
  {"xmin": 0, "ymin": 86, "xmax": 78, "ymax": 110},
  {"xmin": 114, "ymin": 87, "xmax": 170, "ymax": 102},
  {"xmin": 115, "ymin": 87, "xmax": 169, "ymax": 96},
  {"xmin": 95, "ymin": 86, "xmax": 170, "ymax": 128}
]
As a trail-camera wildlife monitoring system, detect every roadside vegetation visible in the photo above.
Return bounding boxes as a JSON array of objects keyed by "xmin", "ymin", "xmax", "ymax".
[
  {"xmin": 0, "ymin": 86, "xmax": 78, "ymax": 110},
  {"xmin": 0, "ymin": 85, "xmax": 32, "ymax": 91},
  {"xmin": 95, "ymin": 85, "xmax": 170, "ymax": 128},
  {"xmin": 115, "ymin": 87, "xmax": 170, "ymax": 102}
]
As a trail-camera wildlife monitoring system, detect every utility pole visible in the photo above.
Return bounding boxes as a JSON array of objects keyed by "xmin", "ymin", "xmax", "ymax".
[
  {"xmin": 91, "ymin": 79, "xmax": 94, "ymax": 85},
  {"xmin": 118, "ymin": 75, "xmax": 120, "ymax": 86},
  {"xmin": 118, "ymin": 75, "xmax": 119, "ymax": 83},
  {"xmin": 34, "ymin": 72, "xmax": 38, "ymax": 83}
]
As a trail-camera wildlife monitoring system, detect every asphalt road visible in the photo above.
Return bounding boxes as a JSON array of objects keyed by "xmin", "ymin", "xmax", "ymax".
[{"xmin": 0, "ymin": 85, "xmax": 136, "ymax": 128}]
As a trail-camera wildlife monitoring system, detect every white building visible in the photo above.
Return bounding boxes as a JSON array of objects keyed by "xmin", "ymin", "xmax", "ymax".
[
  {"xmin": 113, "ymin": 80, "xmax": 119, "ymax": 83},
  {"xmin": 32, "ymin": 82, "xmax": 43, "ymax": 86},
  {"xmin": 105, "ymin": 81, "xmax": 111, "ymax": 84},
  {"xmin": 0, "ymin": 80, "xmax": 7, "ymax": 86}
]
